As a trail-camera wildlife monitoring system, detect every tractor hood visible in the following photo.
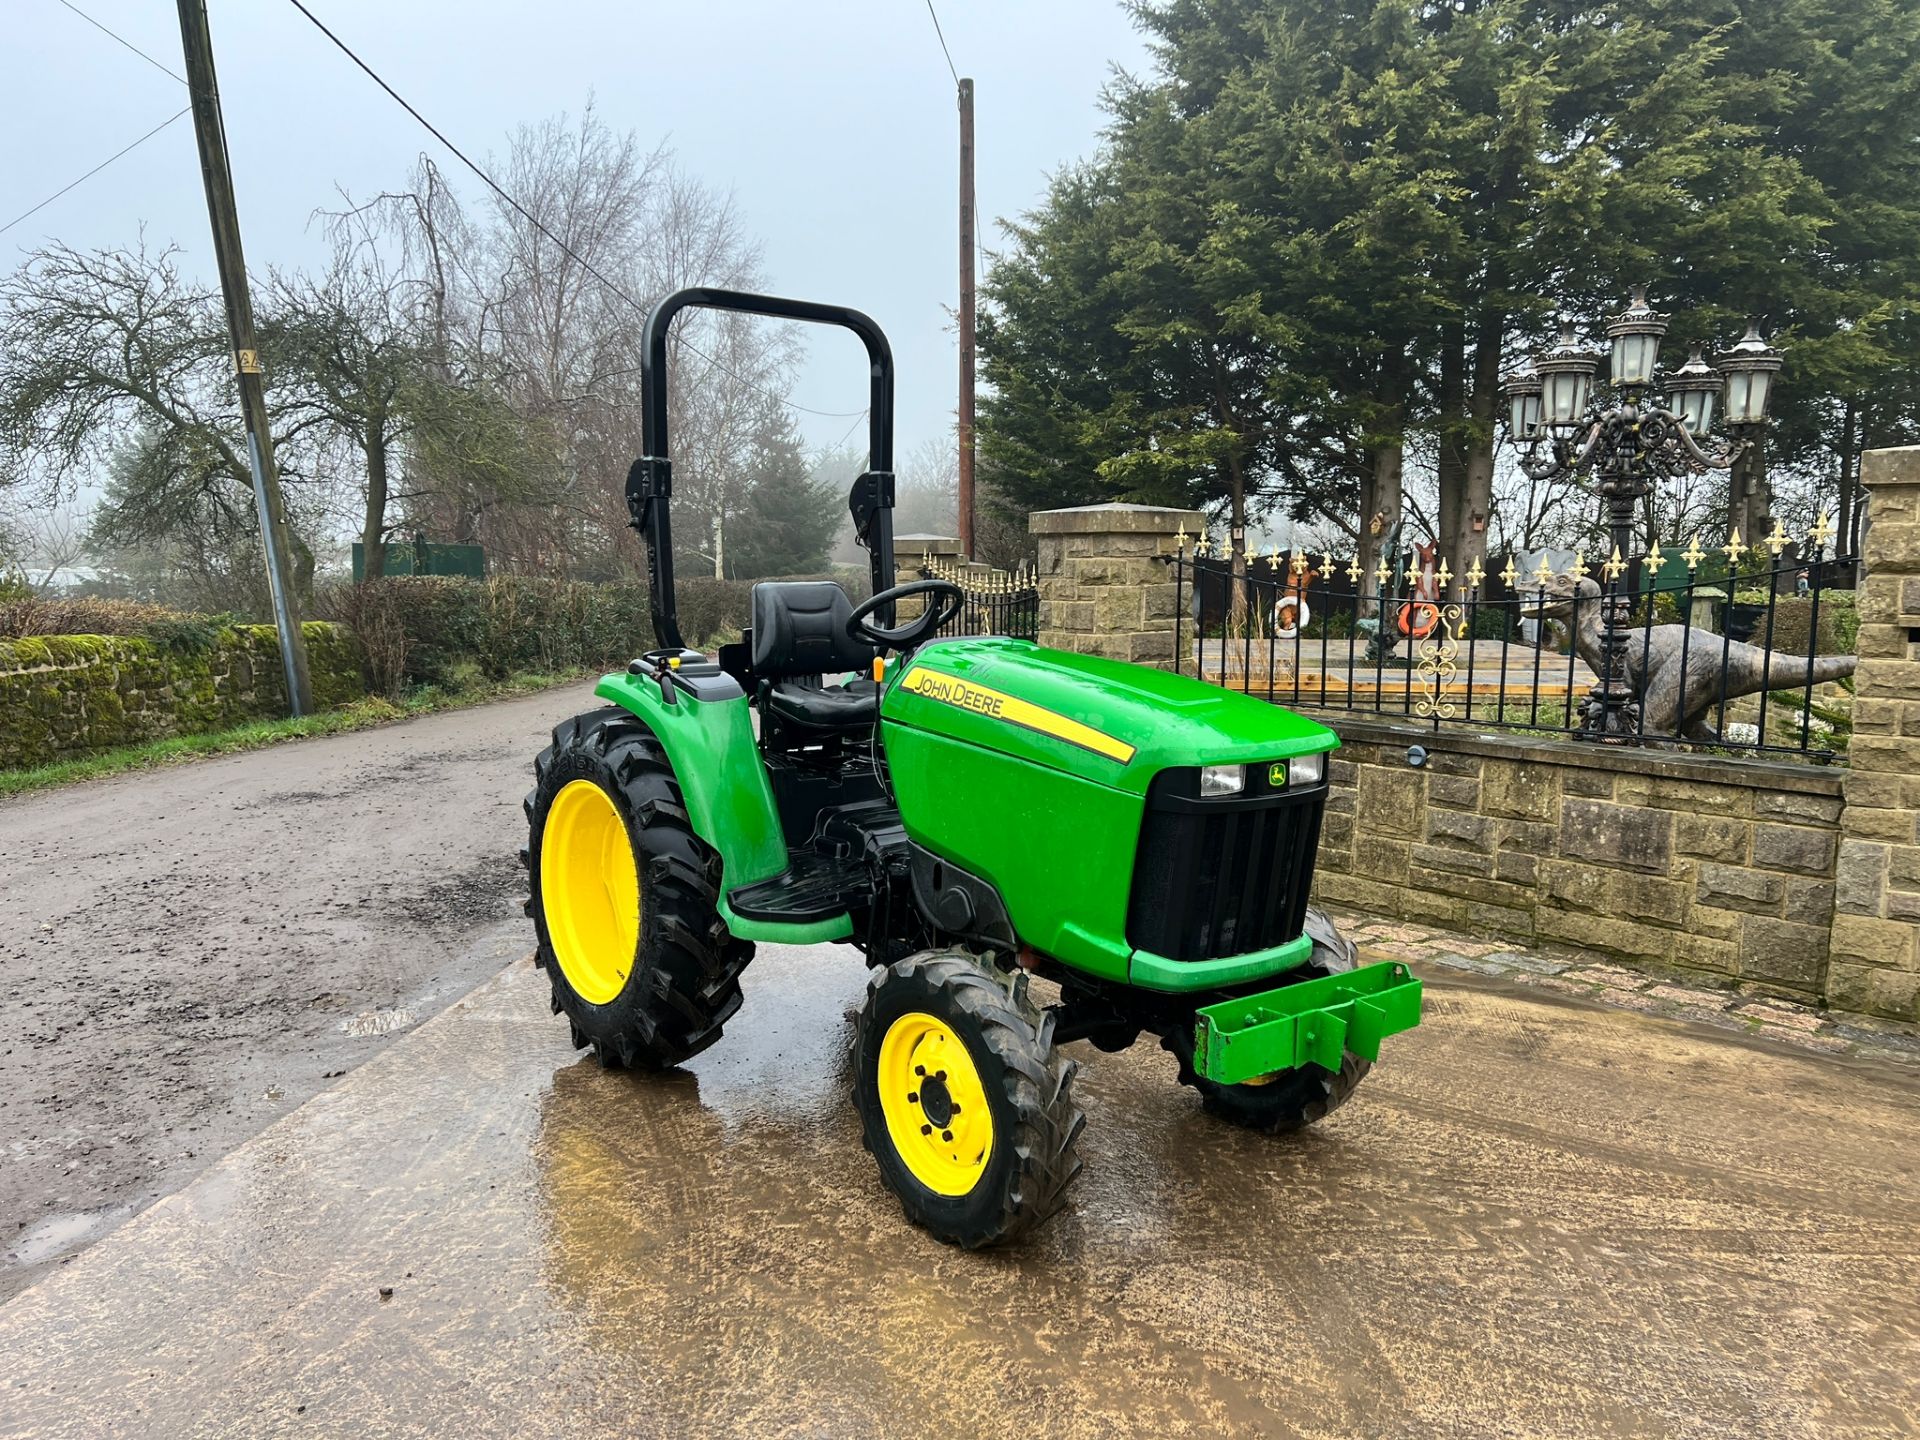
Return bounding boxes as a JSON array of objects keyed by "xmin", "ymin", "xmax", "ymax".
[{"xmin": 879, "ymin": 636, "xmax": 1337, "ymax": 796}]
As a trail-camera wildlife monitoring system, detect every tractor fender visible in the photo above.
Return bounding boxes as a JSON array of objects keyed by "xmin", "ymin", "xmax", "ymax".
[{"xmin": 592, "ymin": 671, "xmax": 789, "ymax": 891}]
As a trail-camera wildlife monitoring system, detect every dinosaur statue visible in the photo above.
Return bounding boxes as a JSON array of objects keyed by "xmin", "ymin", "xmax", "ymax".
[{"xmin": 1521, "ymin": 573, "xmax": 1855, "ymax": 742}]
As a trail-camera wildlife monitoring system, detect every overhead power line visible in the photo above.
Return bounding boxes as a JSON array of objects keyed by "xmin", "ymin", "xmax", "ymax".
[
  {"xmin": 282, "ymin": 0, "xmax": 868, "ymax": 423},
  {"xmin": 53, "ymin": 0, "xmax": 187, "ymax": 83},
  {"xmin": 0, "ymin": 106, "xmax": 191, "ymax": 237},
  {"xmin": 923, "ymin": 0, "xmax": 961, "ymax": 88}
]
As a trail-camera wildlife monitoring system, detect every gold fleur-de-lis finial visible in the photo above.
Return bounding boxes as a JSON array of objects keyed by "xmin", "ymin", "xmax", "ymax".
[
  {"xmin": 1568, "ymin": 549, "xmax": 1589, "ymax": 579},
  {"xmin": 1808, "ymin": 512, "xmax": 1836, "ymax": 550},
  {"xmin": 1194, "ymin": 532, "xmax": 1211, "ymax": 556},
  {"xmin": 1765, "ymin": 519, "xmax": 1790, "ymax": 557},
  {"xmin": 1500, "ymin": 556, "xmax": 1519, "ymax": 589},
  {"xmin": 1682, "ymin": 535, "xmax": 1706, "ymax": 570},
  {"xmin": 1374, "ymin": 555, "xmax": 1393, "ymax": 588},
  {"xmin": 1725, "ymin": 528, "xmax": 1747, "ymax": 567},
  {"xmin": 1602, "ymin": 546, "xmax": 1627, "ymax": 582},
  {"xmin": 1533, "ymin": 555, "xmax": 1555, "ymax": 586},
  {"xmin": 1175, "ymin": 522, "xmax": 1188, "ymax": 552},
  {"xmin": 1464, "ymin": 557, "xmax": 1485, "ymax": 592},
  {"xmin": 1321, "ymin": 550, "xmax": 1335, "ymax": 576},
  {"xmin": 1435, "ymin": 557, "xmax": 1453, "ymax": 590},
  {"xmin": 1347, "ymin": 555, "xmax": 1364, "ymax": 585},
  {"xmin": 1290, "ymin": 549, "xmax": 1309, "ymax": 578},
  {"xmin": 1266, "ymin": 544, "xmax": 1282, "ymax": 567},
  {"xmin": 1404, "ymin": 556, "xmax": 1422, "ymax": 585},
  {"xmin": 1646, "ymin": 537, "xmax": 1665, "ymax": 572}
]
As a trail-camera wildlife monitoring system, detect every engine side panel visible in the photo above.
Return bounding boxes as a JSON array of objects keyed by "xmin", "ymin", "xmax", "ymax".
[{"xmin": 880, "ymin": 720, "xmax": 1140, "ymax": 983}]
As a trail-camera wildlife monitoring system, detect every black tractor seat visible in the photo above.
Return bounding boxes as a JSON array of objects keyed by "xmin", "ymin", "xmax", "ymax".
[
  {"xmin": 751, "ymin": 581, "xmax": 878, "ymax": 735},
  {"xmin": 766, "ymin": 674, "xmax": 879, "ymax": 730}
]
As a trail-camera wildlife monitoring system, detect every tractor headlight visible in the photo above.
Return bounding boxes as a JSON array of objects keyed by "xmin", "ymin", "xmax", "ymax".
[
  {"xmin": 1199, "ymin": 763, "xmax": 1245, "ymax": 797},
  {"xmin": 1287, "ymin": 753, "xmax": 1326, "ymax": 788}
]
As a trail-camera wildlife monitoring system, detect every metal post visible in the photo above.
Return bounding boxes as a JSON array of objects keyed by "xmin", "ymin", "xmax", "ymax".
[
  {"xmin": 177, "ymin": 0, "xmax": 312, "ymax": 715},
  {"xmin": 1586, "ymin": 417, "xmax": 1649, "ymax": 739},
  {"xmin": 957, "ymin": 77, "xmax": 977, "ymax": 560}
]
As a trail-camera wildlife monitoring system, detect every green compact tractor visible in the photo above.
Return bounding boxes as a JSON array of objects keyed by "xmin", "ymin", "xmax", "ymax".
[{"xmin": 524, "ymin": 288, "xmax": 1423, "ymax": 1246}]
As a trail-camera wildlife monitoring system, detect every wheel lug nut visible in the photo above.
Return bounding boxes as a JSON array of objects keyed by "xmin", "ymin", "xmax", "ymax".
[
  {"xmin": 942, "ymin": 1130, "xmax": 953, "ymax": 1142},
  {"xmin": 914, "ymin": 1065, "xmax": 925, "ymax": 1077},
  {"xmin": 907, "ymin": 1092, "xmax": 918, "ymax": 1104},
  {"xmin": 920, "ymin": 1124, "xmax": 931, "ymax": 1135}
]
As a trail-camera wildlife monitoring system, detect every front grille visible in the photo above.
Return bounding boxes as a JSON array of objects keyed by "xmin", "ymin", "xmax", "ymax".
[{"xmin": 1125, "ymin": 766, "xmax": 1324, "ymax": 962}]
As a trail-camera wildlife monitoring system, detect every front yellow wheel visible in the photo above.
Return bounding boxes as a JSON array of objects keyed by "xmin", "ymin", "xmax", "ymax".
[
  {"xmin": 876, "ymin": 1012, "xmax": 994, "ymax": 1196},
  {"xmin": 539, "ymin": 779, "xmax": 640, "ymax": 1006},
  {"xmin": 853, "ymin": 951, "xmax": 1084, "ymax": 1248}
]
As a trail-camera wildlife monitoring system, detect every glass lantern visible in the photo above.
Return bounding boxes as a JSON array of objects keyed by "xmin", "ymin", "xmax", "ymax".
[
  {"xmin": 1503, "ymin": 362, "xmax": 1544, "ymax": 440},
  {"xmin": 1534, "ymin": 324, "xmax": 1600, "ymax": 432},
  {"xmin": 1718, "ymin": 322, "xmax": 1782, "ymax": 427},
  {"xmin": 1664, "ymin": 348, "xmax": 1721, "ymax": 432},
  {"xmin": 1605, "ymin": 285, "xmax": 1669, "ymax": 389}
]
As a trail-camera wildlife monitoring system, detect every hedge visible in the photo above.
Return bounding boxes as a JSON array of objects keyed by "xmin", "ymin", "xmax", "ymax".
[{"xmin": 320, "ymin": 573, "xmax": 865, "ymax": 698}]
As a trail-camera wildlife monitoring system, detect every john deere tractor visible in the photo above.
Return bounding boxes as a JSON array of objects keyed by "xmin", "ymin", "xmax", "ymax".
[{"xmin": 524, "ymin": 288, "xmax": 1422, "ymax": 1247}]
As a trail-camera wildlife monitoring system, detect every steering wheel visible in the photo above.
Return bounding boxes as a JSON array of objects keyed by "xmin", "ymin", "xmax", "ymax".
[{"xmin": 846, "ymin": 579, "xmax": 966, "ymax": 651}]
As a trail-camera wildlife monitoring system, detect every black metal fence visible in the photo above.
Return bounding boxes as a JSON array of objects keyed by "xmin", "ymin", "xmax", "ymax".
[
  {"xmin": 1169, "ymin": 531, "xmax": 1858, "ymax": 763},
  {"xmin": 917, "ymin": 559, "xmax": 1040, "ymax": 641}
]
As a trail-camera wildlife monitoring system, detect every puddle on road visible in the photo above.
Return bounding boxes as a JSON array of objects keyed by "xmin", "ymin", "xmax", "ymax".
[
  {"xmin": 5, "ymin": 1209, "xmax": 120, "ymax": 1267},
  {"xmin": 342, "ymin": 1006, "xmax": 416, "ymax": 1038},
  {"xmin": 515, "ymin": 946, "xmax": 1920, "ymax": 1438}
]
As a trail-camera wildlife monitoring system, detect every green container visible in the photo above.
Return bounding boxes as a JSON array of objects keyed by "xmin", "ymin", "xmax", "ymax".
[
  {"xmin": 1192, "ymin": 960, "xmax": 1423, "ymax": 1084},
  {"xmin": 350, "ymin": 540, "xmax": 486, "ymax": 582}
]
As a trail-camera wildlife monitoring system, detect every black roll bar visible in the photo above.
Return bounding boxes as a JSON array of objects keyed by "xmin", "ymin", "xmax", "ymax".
[{"xmin": 625, "ymin": 286, "xmax": 897, "ymax": 649}]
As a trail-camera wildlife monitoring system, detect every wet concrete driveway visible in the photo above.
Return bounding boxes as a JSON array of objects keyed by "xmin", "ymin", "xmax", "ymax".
[{"xmin": 1, "ymin": 944, "xmax": 1915, "ymax": 1440}]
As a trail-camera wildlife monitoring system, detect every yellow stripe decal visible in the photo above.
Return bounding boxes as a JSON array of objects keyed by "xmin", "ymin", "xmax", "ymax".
[{"xmin": 898, "ymin": 667, "xmax": 1135, "ymax": 763}]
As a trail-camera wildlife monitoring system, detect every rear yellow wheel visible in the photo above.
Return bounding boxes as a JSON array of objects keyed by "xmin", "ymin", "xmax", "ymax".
[
  {"xmin": 539, "ymin": 779, "xmax": 640, "ymax": 1006},
  {"xmin": 524, "ymin": 709, "xmax": 753, "ymax": 1069},
  {"xmin": 876, "ymin": 1012, "xmax": 993, "ymax": 1196}
]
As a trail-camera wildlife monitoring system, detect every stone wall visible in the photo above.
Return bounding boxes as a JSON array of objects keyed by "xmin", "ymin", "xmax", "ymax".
[
  {"xmin": 0, "ymin": 623, "xmax": 365, "ymax": 770},
  {"xmin": 1311, "ymin": 718, "xmax": 1845, "ymax": 1005},
  {"xmin": 1027, "ymin": 480, "xmax": 1917, "ymax": 1022},
  {"xmin": 1831, "ymin": 446, "xmax": 1920, "ymax": 1018},
  {"xmin": 1031, "ymin": 503, "xmax": 1200, "ymax": 668}
]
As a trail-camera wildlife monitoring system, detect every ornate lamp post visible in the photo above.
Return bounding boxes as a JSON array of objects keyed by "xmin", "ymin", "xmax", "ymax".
[{"xmin": 1501, "ymin": 287, "xmax": 1783, "ymax": 739}]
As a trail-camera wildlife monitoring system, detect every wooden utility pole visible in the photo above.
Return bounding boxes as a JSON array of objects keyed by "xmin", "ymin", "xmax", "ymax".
[
  {"xmin": 957, "ymin": 76, "xmax": 976, "ymax": 560},
  {"xmin": 176, "ymin": 0, "xmax": 313, "ymax": 716}
]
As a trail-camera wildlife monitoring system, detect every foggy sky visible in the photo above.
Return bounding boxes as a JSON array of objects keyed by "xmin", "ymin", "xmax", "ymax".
[{"xmin": 8, "ymin": 0, "xmax": 1150, "ymax": 471}]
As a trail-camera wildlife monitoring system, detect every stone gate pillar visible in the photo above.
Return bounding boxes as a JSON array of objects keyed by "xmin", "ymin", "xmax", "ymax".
[
  {"xmin": 1029, "ymin": 503, "xmax": 1202, "ymax": 669},
  {"xmin": 890, "ymin": 533, "xmax": 962, "ymax": 619},
  {"xmin": 1830, "ymin": 446, "xmax": 1920, "ymax": 1021}
]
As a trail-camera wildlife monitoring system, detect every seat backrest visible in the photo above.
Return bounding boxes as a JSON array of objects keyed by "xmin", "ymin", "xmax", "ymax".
[{"xmin": 751, "ymin": 581, "xmax": 876, "ymax": 678}]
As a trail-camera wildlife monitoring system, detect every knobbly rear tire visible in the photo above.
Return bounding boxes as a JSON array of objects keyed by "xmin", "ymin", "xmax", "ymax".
[
  {"xmin": 853, "ymin": 951, "xmax": 1084, "ymax": 1248},
  {"xmin": 523, "ymin": 707, "xmax": 753, "ymax": 1069},
  {"xmin": 1164, "ymin": 906, "xmax": 1372, "ymax": 1134}
]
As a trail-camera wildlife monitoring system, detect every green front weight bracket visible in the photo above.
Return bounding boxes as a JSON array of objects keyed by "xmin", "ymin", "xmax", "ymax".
[{"xmin": 1191, "ymin": 960, "xmax": 1424, "ymax": 1086}]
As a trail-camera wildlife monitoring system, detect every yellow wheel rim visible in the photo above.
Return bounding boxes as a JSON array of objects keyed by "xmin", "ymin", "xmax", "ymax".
[
  {"xmin": 877, "ymin": 1011, "xmax": 994, "ymax": 1196},
  {"xmin": 540, "ymin": 780, "xmax": 640, "ymax": 1007}
]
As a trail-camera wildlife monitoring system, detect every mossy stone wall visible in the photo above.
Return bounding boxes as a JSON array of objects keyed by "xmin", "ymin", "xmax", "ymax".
[{"xmin": 0, "ymin": 622, "xmax": 365, "ymax": 770}]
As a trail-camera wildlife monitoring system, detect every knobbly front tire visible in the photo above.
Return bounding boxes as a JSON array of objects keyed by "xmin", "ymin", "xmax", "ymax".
[
  {"xmin": 853, "ymin": 951, "xmax": 1084, "ymax": 1248},
  {"xmin": 1164, "ymin": 906, "xmax": 1372, "ymax": 1134},
  {"xmin": 523, "ymin": 707, "xmax": 753, "ymax": 1069}
]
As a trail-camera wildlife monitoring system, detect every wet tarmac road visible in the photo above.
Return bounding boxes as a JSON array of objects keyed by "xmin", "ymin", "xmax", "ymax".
[{"xmin": 0, "ymin": 944, "xmax": 1915, "ymax": 1440}]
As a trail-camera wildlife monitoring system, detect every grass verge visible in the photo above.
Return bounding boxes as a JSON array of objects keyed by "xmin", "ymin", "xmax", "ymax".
[{"xmin": 0, "ymin": 668, "xmax": 589, "ymax": 800}]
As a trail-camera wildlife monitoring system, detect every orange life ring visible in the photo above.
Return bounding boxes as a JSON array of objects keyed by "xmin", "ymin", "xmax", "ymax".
[{"xmin": 1397, "ymin": 600, "xmax": 1439, "ymax": 639}]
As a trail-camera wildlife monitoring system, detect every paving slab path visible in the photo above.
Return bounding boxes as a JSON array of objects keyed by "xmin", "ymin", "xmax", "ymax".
[
  {"xmin": 0, "ymin": 682, "xmax": 601, "ymax": 1302},
  {"xmin": 1, "ymin": 948, "xmax": 1916, "ymax": 1439}
]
